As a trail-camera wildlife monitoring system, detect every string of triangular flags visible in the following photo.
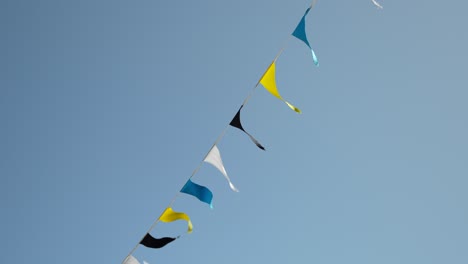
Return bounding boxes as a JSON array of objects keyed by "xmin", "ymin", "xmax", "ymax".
[{"xmin": 123, "ymin": 1, "xmax": 382, "ymax": 263}]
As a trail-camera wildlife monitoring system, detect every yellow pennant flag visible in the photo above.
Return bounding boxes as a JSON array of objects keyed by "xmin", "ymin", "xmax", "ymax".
[
  {"xmin": 159, "ymin": 207, "xmax": 193, "ymax": 233},
  {"xmin": 259, "ymin": 61, "xmax": 301, "ymax": 113}
]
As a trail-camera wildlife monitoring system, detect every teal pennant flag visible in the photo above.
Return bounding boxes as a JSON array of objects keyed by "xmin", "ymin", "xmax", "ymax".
[
  {"xmin": 292, "ymin": 7, "xmax": 319, "ymax": 66},
  {"xmin": 181, "ymin": 179, "xmax": 214, "ymax": 208}
]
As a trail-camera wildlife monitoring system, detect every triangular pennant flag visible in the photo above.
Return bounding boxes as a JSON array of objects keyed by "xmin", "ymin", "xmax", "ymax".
[
  {"xmin": 230, "ymin": 106, "xmax": 265, "ymax": 150},
  {"xmin": 259, "ymin": 61, "xmax": 301, "ymax": 113},
  {"xmin": 160, "ymin": 207, "xmax": 193, "ymax": 233},
  {"xmin": 123, "ymin": 255, "xmax": 140, "ymax": 264},
  {"xmin": 140, "ymin": 233, "xmax": 177, "ymax": 249},
  {"xmin": 292, "ymin": 7, "xmax": 319, "ymax": 66},
  {"xmin": 204, "ymin": 145, "xmax": 239, "ymax": 192},
  {"xmin": 181, "ymin": 179, "xmax": 214, "ymax": 208}
]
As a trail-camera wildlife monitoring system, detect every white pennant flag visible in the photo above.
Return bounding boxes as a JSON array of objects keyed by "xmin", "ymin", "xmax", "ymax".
[
  {"xmin": 204, "ymin": 145, "xmax": 239, "ymax": 192},
  {"xmin": 371, "ymin": 0, "xmax": 383, "ymax": 9},
  {"xmin": 123, "ymin": 255, "xmax": 140, "ymax": 264}
]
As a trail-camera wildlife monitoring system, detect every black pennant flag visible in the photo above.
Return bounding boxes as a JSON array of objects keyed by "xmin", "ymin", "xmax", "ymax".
[
  {"xmin": 140, "ymin": 233, "xmax": 176, "ymax": 249},
  {"xmin": 229, "ymin": 106, "xmax": 265, "ymax": 150}
]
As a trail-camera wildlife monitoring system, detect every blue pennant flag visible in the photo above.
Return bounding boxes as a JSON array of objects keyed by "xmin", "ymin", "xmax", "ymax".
[
  {"xmin": 292, "ymin": 7, "xmax": 319, "ymax": 66},
  {"xmin": 181, "ymin": 179, "xmax": 214, "ymax": 208}
]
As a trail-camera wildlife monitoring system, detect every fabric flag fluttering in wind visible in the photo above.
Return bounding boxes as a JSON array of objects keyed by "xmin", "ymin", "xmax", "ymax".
[
  {"xmin": 204, "ymin": 145, "xmax": 239, "ymax": 192},
  {"xmin": 230, "ymin": 106, "xmax": 265, "ymax": 150},
  {"xmin": 123, "ymin": 255, "xmax": 141, "ymax": 264},
  {"xmin": 140, "ymin": 233, "xmax": 177, "ymax": 249},
  {"xmin": 260, "ymin": 61, "xmax": 301, "ymax": 113},
  {"xmin": 181, "ymin": 179, "xmax": 214, "ymax": 208},
  {"xmin": 292, "ymin": 7, "xmax": 319, "ymax": 66},
  {"xmin": 159, "ymin": 207, "xmax": 193, "ymax": 233},
  {"xmin": 371, "ymin": 0, "xmax": 383, "ymax": 9}
]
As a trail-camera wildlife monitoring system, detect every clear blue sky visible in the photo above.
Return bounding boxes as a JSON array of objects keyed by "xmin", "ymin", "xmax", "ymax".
[{"xmin": 2, "ymin": 1, "xmax": 468, "ymax": 263}]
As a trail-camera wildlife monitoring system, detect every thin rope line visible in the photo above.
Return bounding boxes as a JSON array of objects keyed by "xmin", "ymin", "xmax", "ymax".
[
  {"xmin": 122, "ymin": 2, "xmax": 314, "ymax": 262},
  {"xmin": 122, "ymin": 33, "xmax": 289, "ymax": 264}
]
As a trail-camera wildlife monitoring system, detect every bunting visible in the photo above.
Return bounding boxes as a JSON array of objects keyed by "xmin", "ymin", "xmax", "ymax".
[
  {"xmin": 181, "ymin": 179, "xmax": 214, "ymax": 208},
  {"xmin": 140, "ymin": 233, "xmax": 177, "ymax": 249},
  {"xmin": 160, "ymin": 207, "xmax": 193, "ymax": 233},
  {"xmin": 123, "ymin": 255, "xmax": 140, "ymax": 264},
  {"xmin": 292, "ymin": 7, "xmax": 319, "ymax": 66},
  {"xmin": 122, "ymin": 3, "xmax": 382, "ymax": 262},
  {"xmin": 204, "ymin": 145, "xmax": 239, "ymax": 192},
  {"xmin": 230, "ymin": 106, "xmax": 265, "ymax": 150},
  {"xmin": 260, "ymin": 61, "xmax": 301, "ymax": 113}
]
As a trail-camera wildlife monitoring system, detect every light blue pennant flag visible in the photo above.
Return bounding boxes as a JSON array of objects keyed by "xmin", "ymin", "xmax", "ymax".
[{"xmin": 181, "ymin": 179, "xmax": 214, "ymax": 208}]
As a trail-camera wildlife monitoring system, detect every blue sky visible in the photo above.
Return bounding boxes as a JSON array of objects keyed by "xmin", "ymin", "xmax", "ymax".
[{"xmin": 2, "ymin": 1, "xmax": 468, "ymax": 263}]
